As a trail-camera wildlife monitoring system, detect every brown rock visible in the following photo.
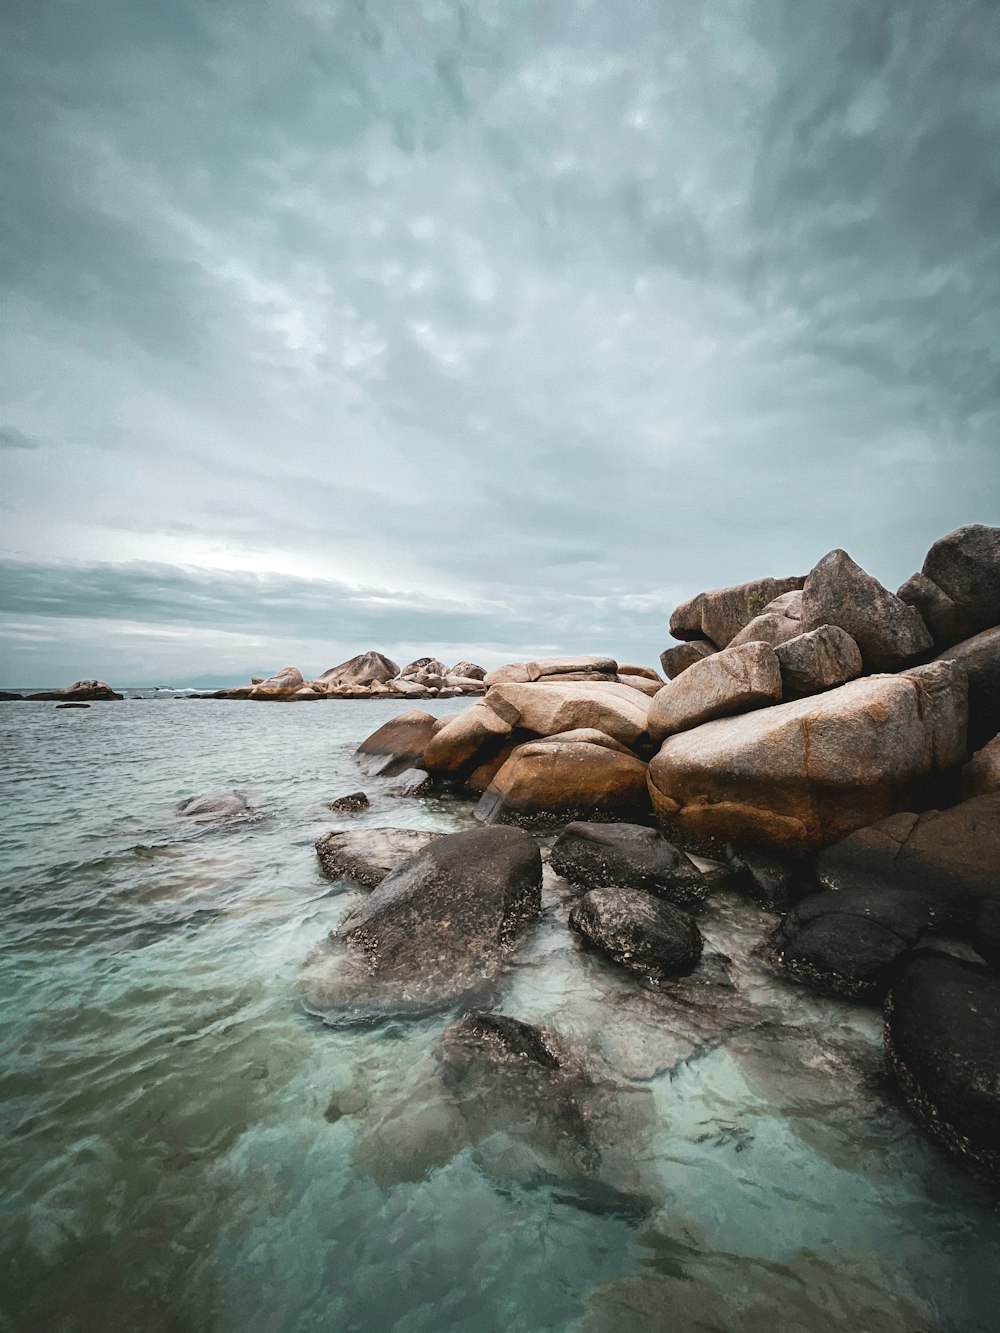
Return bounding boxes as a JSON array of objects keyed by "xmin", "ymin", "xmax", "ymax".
[
  {"xmin": 617, "ymin": 664, "xmax": 664, "ymax": 682},
  {"xmin": 647, "ymin": 641, "xmax": 782, "ymax": 741},
  {"xmin": 449, "ymin": 661, "xmax": 486, "ymax": 680},
  {"xmin": 659, "ymin": 641, "xmax": 716, "ymax": 679},
  {"xmin": 423, "ymin": 702, "xmax": 514, "ymax": 776},
  {"xmin": 250, "ymin": 666, "xmax": 305, "ymax": 697},
  {"xmin": 475, "ymin": 740, "xmax": 650, "ymax": 828},
  {"xmin": 484, "ymin": 681, "xmax": 650, "ymax": 748},
  {"xmin": 669, "ymin": 575, "xmax": 805, "ymax": 648},
  {"xmin": 355, "ymin": 710, "xmax": 438, "ymax": 776},
  {"xmin": 526, "ymin": 655, "xmax": 618, "ymax": 680},
  {"xmin": 318, "ymin": 652, "xmax": 400, "ymax": 688},
  {"xmin": 728, "ymin": 590, "xmax": 804, "ymax": 649},
  {"xmin": 616, "ymin": 673, "xmax": 664, "ymax": 698},
  {"xmin": 774, "ymin": 624, "xmax": 863, "ymax": 698},
  {"xmin": 960, "ymin": 736, "xmax": 1000, "ymax": 798},
  {"xmin": 483, "ymin": 663, "xmax": 532, "ymax": 687},
  {"xmin": 934, "ymin": 626, "xmax": 999, "ymax": 750},
  {"xmin": 801, "ymin": 549, "xmax": 932, "ymax": 671},
  {"xmin": 647, "ymin": 661, "xmax": 968, "ymax": 856},
  {"xmin": 898, "ymin": 524, "xmax": 1000, "ymax": 648}
]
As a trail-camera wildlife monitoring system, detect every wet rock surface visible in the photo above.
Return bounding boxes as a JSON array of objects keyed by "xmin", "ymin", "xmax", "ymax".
[
  {"xmin": 176, "ymin": 792, "xmax": 254, "ymax": 821},
  {"xmin": 550, "ymin": 821, "xmax": 708, "ymax": 907},
  {"xmin": 354, "ymin": 709, "xmax": 439, "ymax": 776},
  {"xmin": 329, "ymin": 791, "xmax": 369, "ymax": 812},
  {"xmin": 569, "ymin": 886, "xmax": 703, "ymax": 981},
  {"xmin": 885, "ymin": 951, "xmax": 1000, "ymax": 1186},
  {"xmin": 315, "ymin": 826, "xmax": 442, "ymax": 888},
  {"xmin": 475, "ymin": 740, "xmax": 650, "ymax": 828}
]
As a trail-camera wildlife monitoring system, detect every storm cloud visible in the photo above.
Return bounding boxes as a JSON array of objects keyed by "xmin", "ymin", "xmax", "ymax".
[{"xmin": 2, "ymin": 0, "xmax": 998, "ymax": 683}]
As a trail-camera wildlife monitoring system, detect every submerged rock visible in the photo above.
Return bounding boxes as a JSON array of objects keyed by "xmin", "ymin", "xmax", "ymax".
[
  {"xmin": 647, "ymin": 641, "xmax": 782, "ymax": 740},
  {"xmin": 315, "ymin": 827, "xmax": 442, "ymax": 888},
  {"xmin": 550, "ymin": 821, "xmax": 708, "ymax": 907},
  {"xmin": 329, "ymin": 791, "xmax": 369, "ymax": 812},
  {"xmin": 55, "ymin": 701, "xmax": 91, "ymax": 709},
  {"xmin": 771, "ymin": 887, "xmax": 929, "ymax": 999},
  {"xmin": 647, "ymin": 660, "xmax": 968, "ymax": 855},
  {"xmin": 475, "ymin": 740, "xmax": 650, "ymax": 828},
  {"xmin": 801, "ymin": 548, "xmax": 932, "ymax": 671},
  {"xmin": 302, "ymin": 827, "xmax": 542, "ymax": 1014},
  {"xmin": 569, "ymin": 886, "xmax": 703, "ymax": 981},
  {"xmin": 885, "ymin": 951, "xmax": 1000, "ymax": 1185},
  {"xmin": 176, "ymin": 792, "xmax": 253, "ymax": 821}
]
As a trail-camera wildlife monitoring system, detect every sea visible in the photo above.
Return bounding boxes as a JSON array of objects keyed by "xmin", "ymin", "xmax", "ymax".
[{"xmin": 1, "ymin": 693, "xmax": 998, "ymax": 1332}]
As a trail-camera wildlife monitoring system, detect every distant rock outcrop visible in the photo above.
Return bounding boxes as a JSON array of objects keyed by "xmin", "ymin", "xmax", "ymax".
[{"xmin": 27, "ymin": 679, "xmax": 123, "ymax": 702}]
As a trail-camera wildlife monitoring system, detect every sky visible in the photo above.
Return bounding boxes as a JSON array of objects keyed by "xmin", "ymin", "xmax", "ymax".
[{"xmin": 1, "ymin": 0, "xmax": 998, "ymax": 685}]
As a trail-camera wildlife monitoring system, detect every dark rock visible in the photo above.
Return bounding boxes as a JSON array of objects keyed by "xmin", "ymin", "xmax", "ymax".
[
  {"xmin": 884, "ymin": 950, "xmax": 1000, "ymax": 1184},
  {"xmin": 801, "ymin": 548, "xmax": 932, "ymax": 671},
  {"xmin": 475, "ymin": 740, "xmax": 651, "ymax": 829},
  {"xmin": 569, "ymin": 886, "xmax": 703, "ymax": 981},
  {"xmin": 550, "ymin": 821, "xmax": 708, "ymax": 907},
  {"xmin": 898, "ymin": 524, "xmax": 1000, "ymax": 648},
  {"xmin": 972, "ymin": 899, "xmax": 1000, "ymax": 970},
  {"xmin": 329, "ymin": 791, "xmax": 369, "ymax": 812},
  {"xmin": 669, "ymin": 575, "xmax": 806, "ymax": 649},
  {"xmin": 355, "ymin": 709, "xmax": 438, "ymax": 776},
  {"xmin": 772, "ymin": 887, "xmax": 930, "ymax": 998},
  {"xmin": 732, "ymin": 849, "xmax": 804, "ymax": 911},
  {"xmin": 960, "ymin": 735, "xmax": 1000, "ymax": 798},
  {"xmin": 773, "ymin": 624, "xmax": 863, "ymax": 698},
  {"xmin": 176, "ymin": 792, "xmax": 253, "ymax": 821},
  {"xmin": 55, "ymin": 701, "xmax": 91, "ymax": 709},
  {"xmin": 814, "ymin": 793, "xmax": 1000, "ymax": 928},
  {"xmin": 934, "ymin": 626, "xmax": 999, "ymax": 750},
  {"xmin": 315, "ymin": 827, "xmax": 442, "ymax": 887},
  {"xmin": 0, "ymin": 691, "xmax": 24, "ymax": 700},
  {"xmin": 303, "ymin": 827, "xmax": 542, "ymax": 1013},
  {"xmin": 28, "ymin": 679, "xmax": 123, "ymax": 701}
]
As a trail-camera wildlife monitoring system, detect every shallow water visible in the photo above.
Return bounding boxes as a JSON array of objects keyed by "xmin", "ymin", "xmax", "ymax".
[{"xmin": 1, "ymin": 698, "xmax": 997, "ymax": 1332}]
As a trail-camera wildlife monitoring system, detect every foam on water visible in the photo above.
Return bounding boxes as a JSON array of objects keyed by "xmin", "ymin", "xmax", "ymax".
[{"xmin": 1, "ymin": 698, "xmax": 997, "ymax": 1331}]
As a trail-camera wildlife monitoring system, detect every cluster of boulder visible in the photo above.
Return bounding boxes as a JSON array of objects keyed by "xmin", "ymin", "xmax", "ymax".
[
  {"xmin": 199, "ymin": 652, "xmax": 488, "ymax": 701},
  {"xmin": 0, "ymin": 679, "xmax": 123, "ymax": 703},
  {"xmin": 330, "ymin": 524, "xmax": 999, "ymax": 1185}
]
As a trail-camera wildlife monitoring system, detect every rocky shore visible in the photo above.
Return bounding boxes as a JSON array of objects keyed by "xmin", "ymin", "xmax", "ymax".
[
  {"xmin": 195, "ymin": 653, "xmax": 490, "ymax": 701},
  {"xmin": 307, "ymin": 523, "xmax": 999, "ymax": 1188}
]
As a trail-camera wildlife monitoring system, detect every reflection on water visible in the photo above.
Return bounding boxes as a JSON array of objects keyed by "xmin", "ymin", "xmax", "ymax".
[{"xmin": 1, "ymin": 699, "xmax": 998, "ymax": 1332}]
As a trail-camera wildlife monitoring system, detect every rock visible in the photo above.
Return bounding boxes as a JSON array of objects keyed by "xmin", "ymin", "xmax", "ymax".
[
  {"xmin": 898, "ymin": 524, "xmax": 1000, "ymax": 648},
  {"xmin": 0, "ymin": 691, "xmax": 24, "ymax": 700},
  {"xmin": 647, "ymin": 640, "xmax": 782, "ymax": 741},
  {"xmin": 467, "ymin": 742, "xmax": 523, "ymax": 795},
  {"xmin": 355, "ymin": 710, "xmax": 438, "ymax": 777},
  {"xmin": 616, "ymin": 673, "xmax": 664, "ymax": 698},
  {"xmin": 422, "ymin": 703, "xmax": 513, "ymax": 776},
  {"xmin": 534, "ymin": 671, "xmax": 619, "ymax": 683},
  {"xmin": 773, "ymin": 624, "xmax": 863, "ymax": 698},
  {"xmin": 934, "ymin": 626, "xmax": 999, "ymax": 750},
  {"xmin": 669, "ymin": 575, "xmax": 805, "ymax": 649},
  {"xmin": 449, "ymin": 661, "xmax": 486, "ymax": 680},
  {"xmin": 884, "ymin": 951, "xmax": 1000, "ymax": 1184},
  {"xmin": 483, "ymin": 663, "xmax": 533, "ymax": 687},
  {"xmin": 772, "ymin": 887, "xmax": 929, "ymax": 998},
  {"xmin": 55, "ymin": 701, "xmax": 91, "ymax": 709},
  {"xmin": 294, "ymin": 686, "xmax": 321, "ymax": 699},
  {"xmin": 484, "ymin": 681, "xmax": 650, "ymax": 747},
  {"xmin": 960, "ymin": 735, "xmax": 1000, "ymax": 798},
  {"xmin": 801, "ymin": 548, "xmax": 933, "ymax": 671},
  {"xmin": 329, "ymin": 792, "xmax": 369, "ymax": 812},
  {"xmin": 530, "ymin": 728, "xmax": 635, "ymax": 756},
  {"xmin": 526, "ymin": 655, "xmax": 618, "ymax": 680},
  {"xmin": 728, "ymin": 590, "xmax": 804, "ymax": 649},
  {"xmin": 972, "ymin": 899, "xmax": 1000, "ymax": 970},
  {"xmin": 387, "ymin": 767, "xmax": 433, "ymax": 796},
  {"xmin": 731, "ymin": 849, "xmax": 804, "ymax": 911},
  {"xmin": 176, "ymin": 792, "xmax": 253, "ymax": 821},
  {"xmin": 400, "ymin": 657, "xmax": 447, "ymax": 678},
  {"xmin": 813, "ymin": 792, "xmax": 1000, "ymax": 927},
  {"xmin": 475, "ymin": 740, "xmax": 650, "ymax": 828},
  {"xmin": 306, "ymin": 827, "xmax": 542, "ymax": 1011},
  {"xmin": 569, "ymin": 886, "xmax": 703, "ymax": 981},
  {"xmin": 388, "ymin": 678, "xmax": 429, "ymax": 697},
  {"xmin": 249, "ymin": 666, "xmax": 304, "ymax": 697},
  {"xmin": 647, "ymin": 660, "xmax": 968, "ymax": 856},
  {"xmin": 659, "ymin": 640, "xmax": 716, "ymax": 679},
  {"xmin": 550, "ymin": 821, "xmax": 708, "ymax": 907},
  {"xmin": 617, "ymin": 664, "xmax": 663, "ymax": 682},
  {"xmin": 444, "ymin": 674, "xmax": 487, "ymax": 692},
  {"xmin": 315, "ymin": 827, "xmax": 443, "ymax": 887},
  {"xmin": 318, "ymin": 652, "xmax": 400, "ymax": 688},
  {"xmin": 27, "ymin": 679, "xmax": 123, "ymax": 701}
]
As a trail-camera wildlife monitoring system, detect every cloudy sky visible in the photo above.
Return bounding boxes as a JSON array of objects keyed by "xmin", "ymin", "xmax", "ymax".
[{"xmin": 2, "ymin": 0, "xmax": 998, "ymax": 685}]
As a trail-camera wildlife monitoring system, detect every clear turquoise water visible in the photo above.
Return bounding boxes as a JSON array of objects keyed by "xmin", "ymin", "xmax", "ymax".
[{"xmin": 1, "ymin": 698, "xmax": 998, "ymax": 1332}]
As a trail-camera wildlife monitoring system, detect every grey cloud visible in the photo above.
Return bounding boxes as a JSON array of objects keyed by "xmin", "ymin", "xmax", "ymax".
[{"xmin": 0, "ymin": 427, "xmax": 40, "ymax": 450}]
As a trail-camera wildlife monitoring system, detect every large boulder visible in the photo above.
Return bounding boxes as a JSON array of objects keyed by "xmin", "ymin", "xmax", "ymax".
[
  {"xmin": 898, "ymin": 524, "xmax": 1000, "ymax": 648},
  {"xmin": 28, "ymin": 678, "xmax": 123, "ymax": 701},
  {"xmin": 249, "ymin": 666, "xmax": 304, "ymax": 697},
  {"xmin": 550, "ymin": 822, "xmax": 708, "ymax": 907},
  {"xmin": 398, "ymin": 656, "xmax": 448, "ymax": 677},
  {"xmin": 647, "ymin": 641, "xmax": 782, "ymax": 741},
  {"xmin": 315, "ymin": 827, "xmax": 442, "ymax": 887},
  {"xmin": 813, "ymin": 792, "xmax": 1000, "ymax": 927},
  {"xmin": 647, "ymin": 661, "xmax": 968, "ymax": 856},
  {"xmin": 771, "ymin": 887, "xmax": 929, "ymax": 999},
  {"xmin": 318, "ymin": 652, "xmax": 400, "ymax": 688},
  {"xmin": 355, "ymin": 710, "xmax": 438, "ymax": 776},
  {"xmin": 960, "ymin": 735, "xmax": 1000, "ymax": 798},
  {"xmin": 301, "ymin": 827, "xmax": 542, "ymax": 1014},
  {"xmin": 659, "ymin": 640, "xmax": 716, "ymax": 679},
  {"xmin": 801, "ymin": 548, "xmax": 932, "ymax": 671},
  {"xmin": 475, "ymin": 740, "xmax": 650, "ymax": 828},
  {"xmin": 422, "ymin": 702, "xmax": 513, "ymax": 776},
  {"xmin": 569, "ymin": 886, "xmax": 703, "ymax": 981},
  {"xmin": 526, "ymin": 655, "xmax": 618, "ymax": 680},
  {"xmin": 884, "ymin": 951, "xmax": 1000, "ymax": 1185},
  {"xmin": 484, "ymin": 681, "xmax": 650, "ymax": 748},
  {"xmin": 773, "ymin": 624, "xmax": 863, "ymax": 698},
  {"xmin": 934, "ymin": 626, "xmax": 999, "ymax": 750},
  {"xmin": 449, "ymin": 661, "xmax": 486, "ymax": 680},
  {"xmin": 669, "ymin": 575, "xmax": 805, "ymax": 649}
]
